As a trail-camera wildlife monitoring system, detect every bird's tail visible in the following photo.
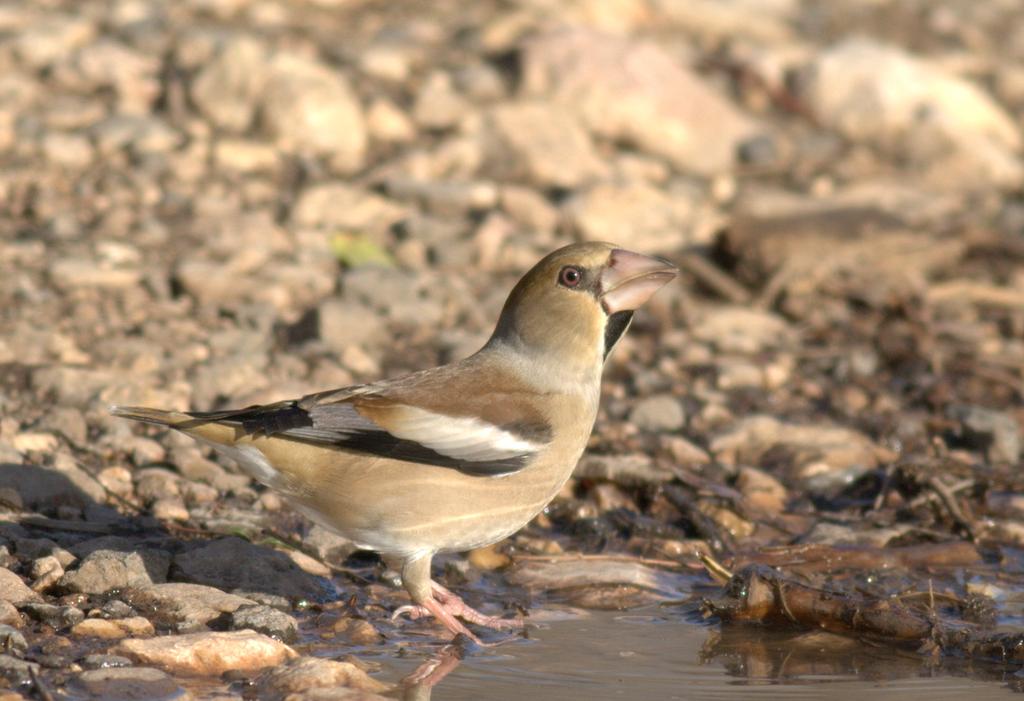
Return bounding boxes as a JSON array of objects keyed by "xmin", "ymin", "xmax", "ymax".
[
  {"xmin": 108, "ymin": 405, "xmax": 195, "ymax": 427},
  {"xmin": 109, "ymin": 405, "xmax": 241, "ymax": 445}
]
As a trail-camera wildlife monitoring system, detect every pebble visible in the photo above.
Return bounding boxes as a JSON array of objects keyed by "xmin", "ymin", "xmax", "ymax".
[
  {"xmin": 113, "ymin": 630, "xmax": 297, "ymax": 676},
  {"xmin": 58, "ymin": 548, "xmax": 171, "ymax": 595},
  {"xmin": 71, "ymin": 666, "xmax": 189, "ymax": 701},
  {"xmin": 257, "ymin": 656, "xmax": 390, "ymax": 697},
  {"xmin": 0, "ymin": 625, "xmax": 27, "ymax": 655},
  {"xmin": 173, "ymin": 537, "xmax": 337, "ymax": 603},
  {"xmin": 563, "ymin": 180, "xmax": 695, "ymax": 253},
  {"xmin": 261, "ymin": 52, "xmax": 367, "ymax": 172},
  {"xmin": 228, "ymin": 604, "xmax": 298, "ymax": 643},
  {"xmin": 481, "ymin": 101, "xmax": 607, "ymax": 188},
  {"xmin": 0, "ymin": 567, "xmax": 41, "ymax": 605},
  {"xmin": 629, "ymin": 395, "xmax": 686, "ymax": 433},
  {"xmin": 521, "ymin": 27, "xmax": 758, "ymax": 174},
  {"xmin": 71, "ymin": 617, "xmax": 155, "ymax": 639},
  {"xmin": 20, "ymin": 602, "xmax": 84, "ymax": 630},
  {"xmin": 123, "ymin": 583, "xmax": 255, "ymax": 633},
  {"xmin": 950, "ymin": 404, "xmax": 1021, "ymax": 465}
]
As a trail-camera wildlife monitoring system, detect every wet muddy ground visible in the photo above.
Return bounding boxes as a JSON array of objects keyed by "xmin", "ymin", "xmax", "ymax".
[{"xmin": 2, "ymin": 0, "xmax": 1024, "ymax": 698}]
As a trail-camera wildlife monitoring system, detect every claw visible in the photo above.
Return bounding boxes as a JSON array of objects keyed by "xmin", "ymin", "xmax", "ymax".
[{"xmin": 392, "ymin": 580, "xmax": 525, "ymax": 642}]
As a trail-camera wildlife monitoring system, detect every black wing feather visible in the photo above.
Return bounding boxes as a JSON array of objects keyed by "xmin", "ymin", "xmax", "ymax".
[{"xmin": 188, "ymin": 401, "xmax": 533, "ymax": 477}]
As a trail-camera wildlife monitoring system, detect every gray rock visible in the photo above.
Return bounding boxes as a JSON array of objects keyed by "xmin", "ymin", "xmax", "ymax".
[
  {"xmin": 291, "ymin": 182, "xmax": 406, "ymax": 236},
  {"xmin": 191, "ymin": 35, "xmax": 267, "ymax": 132},
  {"xmin": 80, "ymin": 654, "xmax": 134, "ymax": 670},
  {"xmin": 123, "ymin": 583, "xmax": 255, "ymax": 633},
  {"xmin": 950, "ymin": 405, "xmax": 1021, "ymax": 465},
  {"xmin": 59, "ymin": 548, "xmax": 171, "ymax": 594},
  {"xmin": 261, "ymin": 52, "xmax": 367, "ymax": 172},
  {"xmin": 0, "ymin": 462, "xmax": 106, "ymax": 511},
  {"xmin": 0, "ymin": 652, "xmax": 39, "ymax": 687},
  {"xmin": 563, "ymin": 180, "xmax": 695, "ymax": 253},
  {"xmin": 0, "ymin": 624, "xmax": 26, "ymax": 655},
  {"xmin": 481, "ymin": 102, "xmax": 607, "ymax": 189},
  {"xmin": 575, "ymin": 454, "xmax": 676, "ymax": 486},
  {"xmin": 228, "ymin": 604, "xmax": 298, "ymax": 643},
  {"xmin": 172, "ymin": 537, "xmax": 337, "ymax": 603},
  {"xmin": 629, "ymin": 395, "xmax": 686, "ymax": 432},
  {"xmin": 71, "ymin": 667, "xmax": 188, "ymax": 701},
  {"xmin": 411, "ymin": 71, "xmax": 468, "ymax": 130},
  {"xmin": 522, "ymin": 27, "xmax": 759, "ymax": 175},
  {"xmin": 0, "ymin": 567, "xmax": 41, "ymax": 605},
  {"xmin": 13, "ymin": 537, "xmax": 76, "ymax": 568},
  {"xmin": 303, "ymin": 524, "xmax": 357, "ymax": 564},
  {"xmin": 20, "ymin": 602, "xmax": 84, "ymax": 629},
  {"xmin": 803, "ymin": 38, "xmax": 1022, "ymax": 191}
]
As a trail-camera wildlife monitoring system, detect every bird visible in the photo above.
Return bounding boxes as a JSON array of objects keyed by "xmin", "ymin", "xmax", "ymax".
[{"xmin": 111, "ymin": 242, "xmax": 677, "ymax": 641}]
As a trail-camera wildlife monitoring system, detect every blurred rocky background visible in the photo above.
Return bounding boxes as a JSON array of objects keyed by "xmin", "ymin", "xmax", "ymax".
[{"xmin": 1, "ymin": 0, "xmax": 1023, "ymax": 698}]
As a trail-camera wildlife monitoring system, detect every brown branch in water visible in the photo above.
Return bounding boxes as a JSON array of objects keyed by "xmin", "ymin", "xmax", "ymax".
[{"xmin": 703, "ymin": 565, "xmax": 1024, "ymax": 665}]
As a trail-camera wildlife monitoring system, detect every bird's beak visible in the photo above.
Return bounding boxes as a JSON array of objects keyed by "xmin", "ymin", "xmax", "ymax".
[{"xmin": 600, "ymin": 249, "xmax": 678, "ymax": 314}]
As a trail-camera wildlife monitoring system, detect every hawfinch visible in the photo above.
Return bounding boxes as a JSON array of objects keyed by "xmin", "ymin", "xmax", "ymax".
[{"xmin": 112, "ymin": 242, "xmax": 677, "ymax": 640}]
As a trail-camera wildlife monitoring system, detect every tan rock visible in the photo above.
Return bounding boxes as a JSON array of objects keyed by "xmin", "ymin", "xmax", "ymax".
[
  {"xmin": 114, "ymin": 630, "xmax": 297, "ymax": 676},
  {"xmin": 71, "ymin": 617, "xmax": 153, "ymax": 639},
  {"xmin": 0, "ymin": 567, "xmax": 41, "ymax": 605},
  {"xmin": 259, "ymin": 657, "xmax": 390, "ymax": 697}
]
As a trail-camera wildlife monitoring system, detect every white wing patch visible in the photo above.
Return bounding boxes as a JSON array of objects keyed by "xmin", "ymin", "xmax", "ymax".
[{"xmin": 384, "ymin": 406, "xmax": 544, "ymax": 463}]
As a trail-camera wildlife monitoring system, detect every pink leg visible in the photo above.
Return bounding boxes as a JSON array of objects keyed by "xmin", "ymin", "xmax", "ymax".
[{"xmin": 392, "ymin": 580, "xmax": 524, "ymax": 640}]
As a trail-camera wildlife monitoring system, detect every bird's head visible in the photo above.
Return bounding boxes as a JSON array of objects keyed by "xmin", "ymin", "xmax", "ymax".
[{"xmin": 486, "ymin": 242, "xmax": 678, "ymax": 381}]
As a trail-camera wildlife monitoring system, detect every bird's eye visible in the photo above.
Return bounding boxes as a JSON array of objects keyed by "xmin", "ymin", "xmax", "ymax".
[{"xmin": 558, "ymin": 266, "xmax": 583, "ymax": 288}]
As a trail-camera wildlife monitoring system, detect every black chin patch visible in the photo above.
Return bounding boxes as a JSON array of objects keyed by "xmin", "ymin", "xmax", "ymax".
[{"xmin": 603, "ymin": 310, "xmax": 634, "ymax": 359}]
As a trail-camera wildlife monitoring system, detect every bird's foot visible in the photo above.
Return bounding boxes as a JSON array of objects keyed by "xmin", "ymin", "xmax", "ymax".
[{"xmin": 391, "ymin": 581, "xmax": 524, "ymax": 642}]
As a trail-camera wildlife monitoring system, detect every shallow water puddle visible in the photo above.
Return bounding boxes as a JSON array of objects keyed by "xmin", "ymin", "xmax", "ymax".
[{"xmin": 357, "ymin": 607, "xmax": 1023, "ymax": 700}]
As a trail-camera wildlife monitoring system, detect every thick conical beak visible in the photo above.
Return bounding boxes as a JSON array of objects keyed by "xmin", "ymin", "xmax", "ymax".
[{"xmin": 600, "ymin": 249, "xmax": 678, "ymax": 313}]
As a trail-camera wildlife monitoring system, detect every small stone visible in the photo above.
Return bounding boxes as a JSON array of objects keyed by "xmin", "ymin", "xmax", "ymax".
[
  {"xmin": 49, "ymin": 259, "xmax": 142, "ymax": 290},
  {"xmin": 29, "ymin": 555, "xmax": 64, "ymax": 592},
  {"xmin": 950, "ymin": 405, "xmax": 1021, "ymax": 465},
  {"xmin": 41, "ymin": 131, "xmax": 94, "ymax": 168},
  {"xmin": 192, "ymin": 36, "xmax": 267, "ymax": 131},
  {"xmin": 72, "ymin": 667, "xmax": 188, "ymax": 701},
  {"xmin": 0, "ymin": 601, "xmax": 19, "ymax": 626},
  {"xmin": 291, "ymin": 182, "xmax": 406, "ymax": 236},
  {"xmin": 214, "ymin": 139, "xmax": 279, "ymax": 173},
  {"xmin": 366, "ymin": 98, "xmax": 415, "ymax": 144},
  {"xmin": 113, "ymin": 630, "xmax": 297, "ymax": 676},
  {"xmin": 735, "ymin": 466, "xmax": 788, "ymax": 514},
  {"xmin": 257, "ymin": 656, "xmax": 390, "ymax": 698},
  {"xmin": 261, "ymin": 53, "xmax": 367, "ymax": 172},
  {"xmin": 563, "ymin": 180, "xmax": 695, "ymax": 253},
  {"xmin": 20, "ymin": 602, "xmax": 84, "ymax": 630},
  {"xmin": 481, "ymin": 102, "xmax": 607, "ymax": 189},
  {"xmin": 522, "ymin": 27, "xmax": 759, "ymax": 174},
  {"xmin": 71, "ymin": 617, "xmax": 154, "ymax": 639},
  {"xmin": 123, "ymin": 583, "xmax": 255, "ymax": 633},
  {"xmin": 228, "ymin": 605, "xmax": 298, "ymax": 643},
  {"xmin": 11, "ymin": 432, "xmax": 58, "ymax": 454},
  {"xmin": 151, "ymin": 498, "xmax": 190, "ymax": 522},
  {"xmin": 59, "ymin": 548, "xmax": 171, "ymax": 595},
  {"xmin": 0, "ymin": 653, "xmax": 39, "ymax": 687},
  {"xmin": 0, "ymin": 567, "xmax": 41, "ymax": 605},
  {"xmin": 575, "ymin": 454, "xmax": 675, "ymax": 486},
  {"xmin": 14, "ymin": 538, "xmax": 75, "ymax": 568},
  {"xmin": 411, "ymin": 71, "xmax": 467, "ymax": 130},
  {"xmin": 330, "ymin": 617, "xmax": 383, "ymax": 646},
  {"xmin": 0, "ymin": 625, "xmax": 26, "ymax": 655},
  {"xmin": 172, "ymin": 537, "xmax": 336, "ymax": 602},
  {"xmin": 629, "ymin": 395, "xmax": 685, "ymax": 432},
  {"xmin": 80, "ymin": 654, "xmax": 133, "ymax": 670}
]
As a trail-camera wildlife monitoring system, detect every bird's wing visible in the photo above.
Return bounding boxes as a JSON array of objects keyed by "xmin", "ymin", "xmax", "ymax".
[{"xmin": 187, "ymin": 385, "xmax": 550, "ymax": 477}]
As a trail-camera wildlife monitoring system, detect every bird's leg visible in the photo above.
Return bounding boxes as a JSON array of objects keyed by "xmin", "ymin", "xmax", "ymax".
[
  {"xmin": 430, "ymin": 581, "xmax": 524, "ymax": 631},
  {"xmin": 391, "ymin": 555, "xmax": 523, "ymax": 640}
]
